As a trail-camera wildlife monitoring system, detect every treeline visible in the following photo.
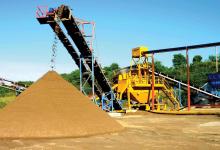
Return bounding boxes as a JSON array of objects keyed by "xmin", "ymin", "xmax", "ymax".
[
  {"xmin": 61, "ymin": 54, "xmax": 218, "ymax": 89},
  {"xmin": 155, "ymin": 54, "xmax": 219, "ymax": 87},
  {"xmin": 0, "ymin": 54, "xmax": 219, "ymax": 97},
  {"xmin": 61, "ymin": 63, "xmax": 120, "ymax": 92},
  {"xmin": 0, "ymin": 63, "xmax": 120, "ymax": 97},
  {"xmin": 0, "ymin": 88, "xmax": 15, "ymax": 97}
]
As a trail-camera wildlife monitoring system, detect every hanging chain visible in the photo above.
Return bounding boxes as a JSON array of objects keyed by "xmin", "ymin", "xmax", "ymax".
[
  {"xmin": 50, "ymin": 33, "xmax": 58, "ymax": 70},
  {"xmin": 50, "ymin": 9, "xmax": 62, "ymax": 71}
]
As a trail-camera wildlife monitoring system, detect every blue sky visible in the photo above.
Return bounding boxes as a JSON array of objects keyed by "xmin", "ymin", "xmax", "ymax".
[{"xmin": 0, "ymin": 0, "xmax": 220, "ymax": 81}]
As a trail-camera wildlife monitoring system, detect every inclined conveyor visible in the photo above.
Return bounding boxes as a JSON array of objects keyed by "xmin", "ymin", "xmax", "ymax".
[
  {"xmin": 36, "ymin": 5, "xmax": 111, "ymax": 98},
  {"xmin": 37, "ymin": 9, "xmax": 103, "ymax": 97}
]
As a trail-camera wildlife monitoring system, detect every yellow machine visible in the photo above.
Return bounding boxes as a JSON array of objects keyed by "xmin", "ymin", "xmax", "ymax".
[{"xmin": 113, "ymin": 46, "xmax": 180, "ymax": 111}]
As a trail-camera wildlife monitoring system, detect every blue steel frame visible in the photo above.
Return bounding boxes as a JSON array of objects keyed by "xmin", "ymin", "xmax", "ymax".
[
  {"xmin": 79, "ymin": 55, "xmax": 95, "ymax": 103},
  {"xmin": 101, "ymin": 91, "xmax": 114, "ymax": 112}
]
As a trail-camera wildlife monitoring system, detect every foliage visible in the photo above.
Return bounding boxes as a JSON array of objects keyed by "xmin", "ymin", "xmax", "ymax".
[
  {"xmin": 0, "ymin": 63, "xmax": 121, "ymax": 97},
  {"xmin": 155, "ymin": 54, "xmax": 220, "ymax": 106},
  {"xmin": 192, "ymin": 55, "xmax": 202, "ymax": 64},
  {"xmin": 18, "ymin": 81, "xmax": 33, "ymax": 87},
  {"xmin": 0, "ymin": 87, "xmax": 14, "ymax": 97},
  {"xmin": 154, "ymin": 61, "xmax": 167, "ymax": 73},
  {"xmin": 208, "ymin": 55, "xmax": 220, "ymax": 62},
  {"xmin": 103, "ymin": 63, "xmax": 120, "ymax": 84},
  {"xmin": 61, "ymin": 63, "xmax": 120, "ymax": 93},
  {"xmin": 172, "ymin": 53, "xmax": 186, "ymax": 68},
  {"xmin": 155, "ymin": 54, "xmax": 219, "ymax": 88},
  {"xmin": 1, "ymin": 55, "xmax": 218, "ymax": 106},
  {"xmin": 0, "ymin": 96, "xmax": 15, "ymax": 108},
  {"xmin": 62, "ymin": 69, "xmax": 80, "ymax": 89}
]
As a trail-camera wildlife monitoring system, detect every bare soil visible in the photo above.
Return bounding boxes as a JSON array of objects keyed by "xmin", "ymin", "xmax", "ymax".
[{"xmin": 0, "ymin": 112, "xmax": 219, "ymax": 150}]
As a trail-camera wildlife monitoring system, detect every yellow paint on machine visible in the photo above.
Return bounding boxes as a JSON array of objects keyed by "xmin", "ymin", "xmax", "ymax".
[{"xmin": 113, "ymin": 46, "xmax": 180, "ymax": 111}]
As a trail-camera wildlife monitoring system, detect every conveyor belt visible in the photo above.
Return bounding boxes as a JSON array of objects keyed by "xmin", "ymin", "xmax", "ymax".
[
  {"xmin": 37, "ymin": 8, "xmax": 103, "ymax": 97},
  {"xmin": 154, "ymin": 72, "xmax": 220, "ymax": 99},
  {"xmin": 0, "ymin": 77, "xmax": 26, "ymax": 92},
  {"xmin": 56, "ymin": 5, "xmax": 112, "ymax": 94}
]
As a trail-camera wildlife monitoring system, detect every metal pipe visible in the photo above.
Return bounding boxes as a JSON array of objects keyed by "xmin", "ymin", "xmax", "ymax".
[
  {"xmin": 80, "ymin": 55, "xmax": 83, "ymax": 92},
  {"xmin": 127, "ymin": 91, "xmax": 131, "ymax": 110},
  {"xmin": 178, "ymin": 82, "xmax": 182, "ymax": 107},
  {"xmin": 101, "ymin": 94, "xmax": 104, "ymax": 110},
  {"xmin": 186, "ymin": 48, "xmax": 191, "ymax": 111},
  {"xmin": 146, "ymin": 42, "xmax": 220, "ymax": 54},
  {"xmin": 151, "ymin": 54, "xmax": 155, "ymax": 110},
  {"xmin": 111, "ymin": 91, "xmax": 114, "ymax": 112},
  {"xmin": 92, "ymin": 51, "xmax": 95, "ymax": 103},
  {"xmin": 216, "ymin": 46, "xmax": 218, "ymax": 72}
]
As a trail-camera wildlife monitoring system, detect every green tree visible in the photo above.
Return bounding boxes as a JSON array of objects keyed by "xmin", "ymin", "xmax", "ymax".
[
  {"xmin": 61, "ymin": 63, "xmax": 120, "ymax": 92},
  {"xmin": 155, "ymin": 61, "xmax": 168, "ymax": 73},
  {"xmin": 172, "ymin": 54, "xmax": 186, "ymax": 68},
  {"xmin": 0, "ymin": 87, "xmax": 14, "ymax": 97},
  {"xmin": 110, "ymin": 63, "xmax": 120, "ymax": 71},
  {"xmin": 62, "ymin": 69, "xmax": 80, "ymax": 89},
  {"xmin": 192, "ymin": 55, "xmax": 202, "ymax": 64},
  {"xmin": 208, "ymin": 55, "xmax": 216, "ymax": 62},
  {"xmin": 103, "ymin": 63, "xmax": 120, "ymax": 83}
]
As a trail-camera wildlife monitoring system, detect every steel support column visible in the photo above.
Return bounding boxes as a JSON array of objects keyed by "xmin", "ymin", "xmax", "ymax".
[
  {"xmin": 80, "ymin": 55, "xmax": 83, "ymax": 92},
  {"xmin": 110, "ymin": 91, "xmax": 114, "ymax": 112},
  {"xmin": 186, "ymin": 48, "xmax": 191, "ymax": 111},
  {"xmin": 178, "ymin": 82, "xmax": 182, "ymax": 107},
  {"xmin": 151, "ymin": 54, "xmax": 155, "ymax": 110},
  {"xmin": 91, "ymin": 51, "xmax": 95, "ymax": 103},
  {"xmin": 216, "ymin": 47, "xmax": 218, "ymax": 72}
]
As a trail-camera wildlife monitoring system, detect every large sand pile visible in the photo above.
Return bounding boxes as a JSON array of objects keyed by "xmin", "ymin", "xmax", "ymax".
[{"xmin": 0, "ymin": 71, "xmax": 123, "ymax": 138}]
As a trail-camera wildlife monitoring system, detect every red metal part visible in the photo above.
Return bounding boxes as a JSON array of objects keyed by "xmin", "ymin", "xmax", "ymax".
[
  {"xmin": 36, "ymin": 6, "xmax": 48, "ymax": 18},
  {"xmin": 186, "ymin": 48, "xmax": 191, "ymax": 111},
  {"xmin": 151, "ymin": 53, "xmax": 155, "ymax": 110},
  {"xmin": 76, "ymin": 19, "xmax": 95, "ymax": 51}
]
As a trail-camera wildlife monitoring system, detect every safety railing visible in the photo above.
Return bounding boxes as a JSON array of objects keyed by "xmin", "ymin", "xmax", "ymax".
[{"xmin": 131, "ymin": 75, "xmax": 167, "ymax": 85}]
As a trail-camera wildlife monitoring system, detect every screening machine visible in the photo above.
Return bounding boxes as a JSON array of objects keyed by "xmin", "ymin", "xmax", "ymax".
[
  {"xmin": 112, "ymin": 45, "xmax": 220, "ymax": 111},
  {"xmin": 113, "ymin": 47, "xmax": 180, "ymax": 111}
]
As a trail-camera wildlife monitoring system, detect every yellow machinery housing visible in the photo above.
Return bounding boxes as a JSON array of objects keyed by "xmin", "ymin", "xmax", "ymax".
[{"xmin": 113, "ymin": 46, "xmax": 180, "ymax": 111}]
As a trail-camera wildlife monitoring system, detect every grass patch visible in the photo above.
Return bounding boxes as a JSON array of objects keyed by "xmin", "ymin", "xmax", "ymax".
[{"xmin": 0, "ymin": 96, "xmax": 16, "ymax": 108}]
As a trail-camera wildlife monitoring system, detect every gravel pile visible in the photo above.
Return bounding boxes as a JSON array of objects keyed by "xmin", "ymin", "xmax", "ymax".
[{"xmin": 0, "ymin": 71, "xmax": 123, "ymax": 138}]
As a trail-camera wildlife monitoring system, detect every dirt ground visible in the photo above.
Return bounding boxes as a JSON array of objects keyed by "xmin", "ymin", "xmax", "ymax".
[{"xmin": 0, "ymin": 112, "xmax": 219, "ymax": 150}]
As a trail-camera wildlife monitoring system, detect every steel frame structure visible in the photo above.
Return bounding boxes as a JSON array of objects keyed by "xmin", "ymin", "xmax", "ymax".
[
  {"xmin": 77, "ymin": 19, "xmax": 96, "ymax": 102},
  {"xmin": 36, "ymin": 5, "xmax": 122, "ymax": 111},
  {"xmin": 101, "ymin": 91, "xmax": 114, "ymax": 112},
  {"xmin": 114, "ymin": 47, "xmax": 180, "ymax": 111},
  {"xmin": 145, "ymin": 42, "xmax": 220, "ymax": 111}
]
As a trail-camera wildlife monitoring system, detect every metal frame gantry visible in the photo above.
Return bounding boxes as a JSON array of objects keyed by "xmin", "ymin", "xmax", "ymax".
[
  {"xmin": 146, "ymin": 42, "xmax": 220, "ymax": 111},
  {"xmin": 76, "ymin": 19, "xmax": 95, "ymax": 101}
]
